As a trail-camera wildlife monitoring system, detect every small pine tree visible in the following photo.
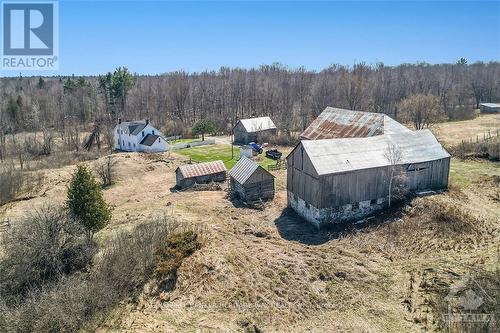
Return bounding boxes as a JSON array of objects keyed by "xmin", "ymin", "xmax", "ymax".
[{"xmin": 67, "ymin": 165, "xmax": 111, "ymax": 242}]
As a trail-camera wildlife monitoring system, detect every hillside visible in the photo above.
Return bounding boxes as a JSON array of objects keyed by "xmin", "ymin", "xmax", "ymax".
[{"xmin": 1, "ymin": 118, "xmax": 499, "ymax": 332}]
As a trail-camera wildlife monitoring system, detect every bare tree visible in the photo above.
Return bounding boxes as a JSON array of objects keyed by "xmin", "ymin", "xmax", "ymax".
[
  {"xmin": 95, "ymin": 155, "xmax": 116, "ymax": 187},
  {"xmin": 399, "ymin": 93, "xmax": 444, "ymax": 130},
  {"xmin": 384, "ymin": 143, "xmax": 404, "ymax": 207}
]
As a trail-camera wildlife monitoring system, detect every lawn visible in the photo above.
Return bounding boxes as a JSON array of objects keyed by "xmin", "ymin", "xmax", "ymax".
[{"xmin": 175, "ymin": 144, "xmax": 281, "ymax": 169}]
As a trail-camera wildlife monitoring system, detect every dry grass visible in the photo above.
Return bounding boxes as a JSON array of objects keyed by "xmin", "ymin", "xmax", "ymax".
[
  {"xmin": 432, "ymin": 113, "xmax": 500, "ymax": 146},
  {"xmin": 1, "ymin": 121, "xmax": 499, "ymax": 332}
]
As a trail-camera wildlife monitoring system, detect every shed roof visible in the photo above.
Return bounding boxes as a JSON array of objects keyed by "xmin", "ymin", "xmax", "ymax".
[
  {"xmin": 177, "ymin": 160, "xmax": 227, "ymax": 179},
  {"xmin": 480, "ymin": 103, "xmax": 500, "ymax": 108},
  {"xmin": 238, "ymin": 117, "xmax": 276, "ymax": 133},
  {"xmin": 299, "ymin": 129, "xmax": 450, "ymax": 176},
  {"xmin": 140, "ymin": 134, "xmax": 160, "ymax": 146},
  {"xmin": 229, "ymin": 156, "xmax": 273, "ymax": 184},
  {"xmin": 300, "ymin": 107, "xmax": 410, "ymax": 140}
]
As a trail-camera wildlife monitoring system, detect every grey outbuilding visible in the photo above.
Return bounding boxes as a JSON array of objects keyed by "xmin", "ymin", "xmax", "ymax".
[
  {"xmin": 287, "ymin": 130, "xmax": 450, "ymax": 228},
  {"xmin": 229, "ymin": 157, "xmax": 275, "ymax": 202},
  {"xmin": 479, "ymin": 103, "xmax": 500, "ymax": 113},
  {"xmin": 233, "ymin": 117, "xmax": 277, "ymax": 144},
  {"xmin": 175, "ymin": 160, "xmax": 227, "ymax": 189}
]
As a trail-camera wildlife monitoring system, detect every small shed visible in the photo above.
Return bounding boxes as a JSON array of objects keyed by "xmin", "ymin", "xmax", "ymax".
[
  {"xmin": 233, "ymin": 117, "xmax": 277, "ymax": 144},
  {"xmin": 175, "ymin": 160, "xmax": 227, "ymax": 189},
  {"xmin": 479, "ymin": 103, "xmax": 500, "ymax": 113},
  {"xmin": 229, "ymin": 157, "xmax": 275, "ymax": 202}
]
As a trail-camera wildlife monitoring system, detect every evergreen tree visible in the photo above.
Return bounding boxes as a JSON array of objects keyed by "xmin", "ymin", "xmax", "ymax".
[
  {"xmin": 67, "ymin": 165, "xmax": 111, "ymax": 242},
  {"xmin": 192, "ymin": 119, "xmax": 216, "ymax": 141}
]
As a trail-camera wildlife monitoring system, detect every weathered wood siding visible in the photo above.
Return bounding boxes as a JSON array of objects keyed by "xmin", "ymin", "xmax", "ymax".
[
  {"xmin": 176, "ymin": 170, "xmax": 227, "ymax": 189},
  {"xmin": 233, "ymin": 122, "xmax": 277, "ymax": 144},
  {"xmin": 287, "ymin": 143, "xmax": 322, "ymax": 207},
  {"xmin": 287, "ymin": 142, "xmax": 450, "ymax": 209},
  {"xmin": 230, "ymin": 166, "xmax": 275, "ymax": 201}
]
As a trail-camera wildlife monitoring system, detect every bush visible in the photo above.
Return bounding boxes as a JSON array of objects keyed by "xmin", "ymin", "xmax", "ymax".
[
  {"xmin": 0, "ymin": 164, "xmax": 23, "ymax": 205},
  {"xmin": 0, "ymin": 217, "xmax": 189, "ymax": 333},
  {"xmin": 0, "ymin": 206, "xmax": 95, "ymax": 304},
  {"xmin": 154, "ymin": 231, "xmax": 201, "ymax": 290},
  {"xmin": 94, "ymin": 155, "xmax": 116, "ymax": 187}
]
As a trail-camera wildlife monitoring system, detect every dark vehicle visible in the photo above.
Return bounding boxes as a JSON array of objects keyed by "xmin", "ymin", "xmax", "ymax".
[{"xmin": 266, "ymin": 149, "xmax": 282, "ymax": 160}]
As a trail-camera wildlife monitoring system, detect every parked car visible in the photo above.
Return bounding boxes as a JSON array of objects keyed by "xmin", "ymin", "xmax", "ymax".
[
  {"xmin": 249, "ymin": 142, "xmax": 263, "ymax": 154},
  {"xmin": 266, "ymin": 149, "xmax": 282, "ymax": 160}
]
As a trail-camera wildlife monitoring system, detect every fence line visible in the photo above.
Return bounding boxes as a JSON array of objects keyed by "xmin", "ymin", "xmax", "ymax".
[{"xmin": 460, "ymin": 128, "xmax": 499, "ymax": 146}]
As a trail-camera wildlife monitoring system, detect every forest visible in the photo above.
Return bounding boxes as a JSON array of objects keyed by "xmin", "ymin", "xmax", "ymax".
[{"xmin": 0, "ymin": 61, "xmax": 499, "ymax": 151}]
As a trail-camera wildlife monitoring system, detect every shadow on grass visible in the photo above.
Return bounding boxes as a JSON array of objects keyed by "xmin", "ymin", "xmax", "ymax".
[{"xmin": 274, "ymin": 204, "xmax": 407, "ymax": 246}]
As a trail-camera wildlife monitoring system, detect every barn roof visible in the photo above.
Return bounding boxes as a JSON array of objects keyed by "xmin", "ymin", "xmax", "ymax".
[
  {"xmin": 140, "ymin": 134, "xmax": 160, "ymax": 146},
  {"xmin": 177, "ymin": 160, "xmax": 227, "ymax": 179},
  {"xmin": 300, "ymin": 107, "xmax": 410, "ymax": 140},
  {"xmin": 238, "ymin": 117, "xmax": 276, "ymax": 133},
  {"xmin": 229, "ymin": 156, "xmax": 273, "ymax": 184},
  {"xmin": 300, "ymin": 129, "xmax": 450, "ymax": 176},
  {"xmin": 480, "ymin": 103, "xmax": 500, "ymax": 108}
]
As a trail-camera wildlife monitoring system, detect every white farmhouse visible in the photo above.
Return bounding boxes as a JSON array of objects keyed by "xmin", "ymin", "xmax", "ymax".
[{"xmin": 113, "ymin": 120, "xmax": 168, "ymax": 152}]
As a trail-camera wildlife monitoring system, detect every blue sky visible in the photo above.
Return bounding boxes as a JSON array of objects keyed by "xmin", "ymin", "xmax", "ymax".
[{"xmin": 2, "ymin": 0, "xmax": 500, "ymax": 76}]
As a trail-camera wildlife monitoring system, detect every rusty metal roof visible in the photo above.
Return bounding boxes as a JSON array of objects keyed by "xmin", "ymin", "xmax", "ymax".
[
  {"xmin": 177, "ymin": 160, "xmax": 227, "ymax": 179},
  {"xmin": 301, "ymin": 107, "xmax": 409, "ymax": 140}
]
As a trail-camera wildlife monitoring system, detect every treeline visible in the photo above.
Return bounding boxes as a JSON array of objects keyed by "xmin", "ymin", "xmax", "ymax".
[{"xmin": 1, "ymin": 61, "xmax": 499, "ymax": 138}]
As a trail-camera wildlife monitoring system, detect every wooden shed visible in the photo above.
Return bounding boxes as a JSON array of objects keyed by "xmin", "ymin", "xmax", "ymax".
[
  {"xmin": 175, "ymin": 160, "xmax": 227, "ymax": 189},
  {"xmin": 229, "ymin": 157, "xmax": 275, "ymax": 202},
  {"xmin": 233, "ymin": 117, "xmax": 277, "ymax": 144},
  {"xmin": 479, "ymin": 103, "xmax": 500, "ymax": 113},
  {"xmin": 287, "ymin": 130, "xmax": 450, "ymax": 228}
]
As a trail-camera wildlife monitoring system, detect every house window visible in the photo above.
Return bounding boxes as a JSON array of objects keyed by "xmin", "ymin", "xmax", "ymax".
[
  {"xmin": 370, "ymin": 199, "xmax": 377, "ymax": 205},
  {"xmin": 133, "ymin": 143, "xmax": 136, "ymax": 148},
  {"xmin": 142, "ymin": 131, "xmax": 145, "ymax": 137},
  {"xmin": 128, "ymin": 142, "xmax": 131, "ymax": 147},
  {"xmin": 117, "ymin": 129, "xmax": 119, "ymax": 134},
  {"xmin": 158, "ymin": 138, "xmax": 161, "ymax": 143},
  {"xmin": 305, "ymin": 202, "xmax": 310, "ymax": 209},
  {"xmin": 152, "ymin": 130, "xmax": 155, "ymax": 135},
  {"xmin": 352, "ymin": 202, "xmax": 359, "ymax": 210}
]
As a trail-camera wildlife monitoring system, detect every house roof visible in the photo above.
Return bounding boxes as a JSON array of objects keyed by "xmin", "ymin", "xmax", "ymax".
[
  {"xmin": 480, "ymin": 103, "xmax": 500, "ymax": 108},
  {"xmin": 117, "ymin": 120, "xmax": 149, "ymax": 136},
  {"xmin": 300, "ymin": 129, "xmax": 450, "ymax": 176},
  {"xmin": 140, "ymin": 134, "xmax": 160, "ymax": 146},
  {"xmin": 177, "ymin": 160, "xmax": 227, "ymax": 179},
  {"xmin": 238, "ymin": 117, "xmax": 276, "ymax": 133},
  {"xmin": 300, "ymin": 107, "xmax": 410, "ymax": 140},
  {"xmin": 229, "ymin": 156, "xmax": 273, "ymax": 184}
]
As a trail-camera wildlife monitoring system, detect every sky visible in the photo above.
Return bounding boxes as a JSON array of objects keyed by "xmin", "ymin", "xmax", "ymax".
[{"xmin": 1, "ymin": 0, "xmax": 499, "ymax": 77}]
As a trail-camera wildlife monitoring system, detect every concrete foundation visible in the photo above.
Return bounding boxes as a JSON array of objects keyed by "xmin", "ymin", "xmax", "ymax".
[{"xmin": 287, "ymin": 191, "xmax": 386, "ymax": 228}]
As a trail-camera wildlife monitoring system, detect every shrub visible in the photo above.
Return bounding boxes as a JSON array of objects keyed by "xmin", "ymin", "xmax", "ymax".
[
  {"xmin": 94, "ymin": 155, "xmax": 116, "ymax": 187},
  {"xmin": 0, "ymin": 206, "xmax": 95, "ymax": 304},
  {"xmin": 154, "ymin": 231, "xmax": 201, "ymax": 290},
  {"xmin": 0, "ymin": 164, "xmax": 23, "ymax": 205}
]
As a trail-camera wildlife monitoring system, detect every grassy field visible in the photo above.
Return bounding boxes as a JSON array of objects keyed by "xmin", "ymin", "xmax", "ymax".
[{"xmin": 174, "ymin": 143, "xmax": 284, "ymax": 169}]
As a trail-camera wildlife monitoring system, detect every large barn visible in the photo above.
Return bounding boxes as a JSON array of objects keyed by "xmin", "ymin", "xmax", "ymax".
[
  {"xmin": 301, "ymin": 107, "xmax": 410, "ymax": 140},
  {"xmin": 175, "ymin": 160, "xmax": 227, "ymax": 189},
  {"xmin": 229, "ymin": 157, "xmax": 275, "ymax": 202},
  {"xmin": 287, "ymin": 130, "xmax": 450, "ymax": 228},
  {"xmin": 233, "ymin": 117, "xmax": 277, "ymax": 144}
]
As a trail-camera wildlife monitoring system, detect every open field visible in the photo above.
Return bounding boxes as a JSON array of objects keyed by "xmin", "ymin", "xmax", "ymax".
[
  {"xmin": 433, "ymin": 113, "xmax": 500, "ymax": 146},
  {"xmin": 1, "ymin": 119, "xmax": 499, "ymax": 332}
]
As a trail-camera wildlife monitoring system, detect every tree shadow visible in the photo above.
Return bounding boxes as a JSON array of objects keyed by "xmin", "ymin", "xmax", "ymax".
[{"xmin": 274, "ymin": 205, "xmax": 407, "ymax": 246}]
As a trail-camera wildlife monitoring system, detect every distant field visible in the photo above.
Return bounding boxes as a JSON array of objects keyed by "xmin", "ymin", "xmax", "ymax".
[
  {"xmin": 174, "ymin": 144, "xmax": 284, "ymax": 169},
  {"xmin": 433, "ymin": 113, "xmax": 500, "ymax": 146}
]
